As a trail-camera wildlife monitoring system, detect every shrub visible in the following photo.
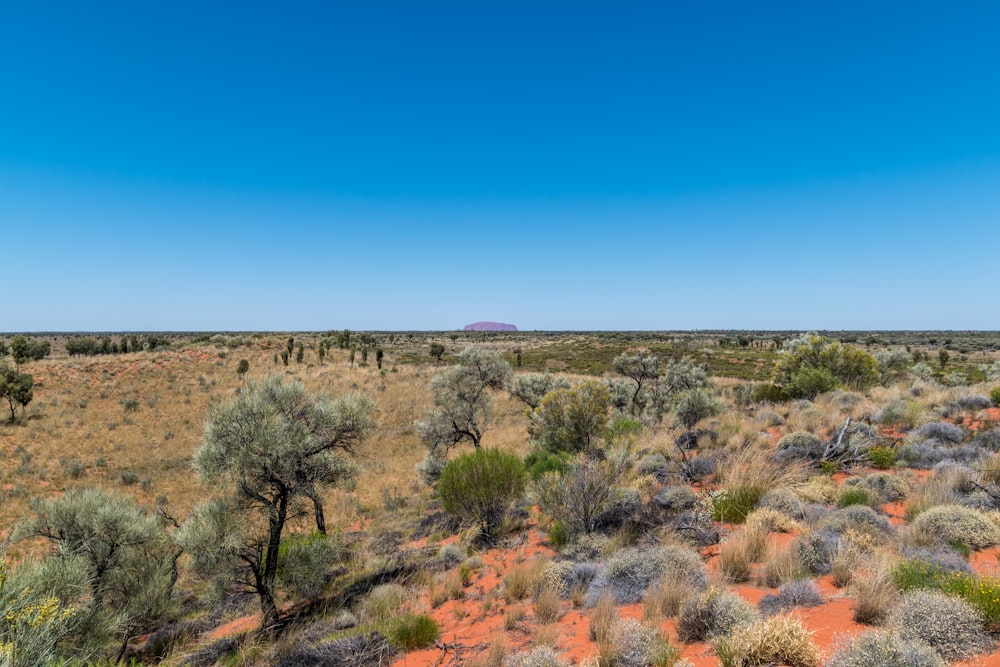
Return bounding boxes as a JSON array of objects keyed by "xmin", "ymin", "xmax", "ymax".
[
  {"xmin": 892, "ymin": 560, "xmax": 1000, "ymax": 625},
  {"xmin": 533, "ymin": 585, "xmax": 562, "ymax": 624},
  {"xmin": 505, "ymin": 646, "xmax": 569, "ymax": 667},
  {"xmin": 757, "ymin": 489, "xmax": 807, "ymax": 521},
  {"xmin": 530, "ymin": 380, "xmax": 611, "ymax": 454},
  {"xmin": 676, "ymin": 588, "xmax": 759, "ymax": 643},
  {"xmin": 524, "ymin": 450, "xmax": 569, "ymax": 481},
  {"xmin": 842, "ymin": 473, "xmax": 908, "ymax": 503},
  {"xmin": 825, "ymin": 631, "xmax": 946, "ymax": 667},
  {"xmin": 636, "ymin": 453, "xmax": 668, "ymax": 475},
  {"xmin": 789, "ymin": 366, "xmax": 839, "ymax": 400},
  {"xmin": 866, "ymin": 446, "xmax": 896, "ymax": 469},
  {"xmin": 912, "ymin": 421, "xmax": 964, "ymax": 444},
  {"xmin": 654, "ymin": 486, "xmax": 699, "ymax": 514},
  {"xmin": 536, "ymin": 452, "xmax": 629, "ymax": 537},
  {"xmin": 775, "ymin": 431, "xmax": 824, "ymax": 464},
  {"xmin": 909, "ymin": 504, "xmax": 1000, "ymax": 550},
  {"xmin": 715, "ymin": 615, "xmax": 820, "ymax": 667},
  {"xmin": 991, "ymin": 386, "xmax": 1000, "ymax": 408},
  {"xmin": 889, "ymin": 590, "xmax": 991, "ymax": 660},
  {"xmin": 744, "ymin": 508, "xmax": 800, "ymax": 534},
  {"xmin": 757, "ymin": 580, "xmax": 823, "ymax": 617},
  {"xmin": 836, "ymin": 487, "xmax": 878, "ymax": 509},
  {"xmin": 385, "ymin": 614, "xmax": 439, "ymax": 651},
  {"xmin": 711, "ymin": 488, "xmax": 764, "ymax": 524},
  {"xmin": 674, "ymin": 389, "xmax": 722, "ymax": 429},
  {"xmin": 436, "ymin": 448, "xmax": 526, "ymax": 537},
  {"xmin": 794, "ymin": 530, "xmax": 840, "ymax": 575},
  {"xmin": 819, "ymin": 505, "xmax": 893, "ymax": 540},
  {"xmin": 609, "ymin": 618, "xmax": 679, "ymax": 667},
  {"xmin": 276, "ymin": 531, "xmax": 340, "ymax": 600},
  {"xmin": 585, "ymin": 545, "xmax": 707, "ymax": 606},
  {"xmin": 752, "ymin": 384, "xmax": 791, "ymax": 403}
]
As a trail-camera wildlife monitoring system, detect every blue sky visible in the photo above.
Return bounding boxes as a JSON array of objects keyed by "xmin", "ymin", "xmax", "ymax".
[{"xmin": 2, "ymin": 2, "xmax": 998, "ymax": 331}]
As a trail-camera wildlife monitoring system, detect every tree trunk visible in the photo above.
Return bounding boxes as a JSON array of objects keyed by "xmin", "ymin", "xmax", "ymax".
[
  {"xmin": 258, "ymin": 488, "xmax": 288, "ymax": 637},
  {"xmin": 311, "ymin": 493, "xmax": 327, "ymax": 535}
]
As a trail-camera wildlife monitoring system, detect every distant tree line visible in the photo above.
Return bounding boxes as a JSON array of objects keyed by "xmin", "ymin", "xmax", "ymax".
[{"xmin": 66, "ymin": 334, "xmax": 168, "ymax": 357}]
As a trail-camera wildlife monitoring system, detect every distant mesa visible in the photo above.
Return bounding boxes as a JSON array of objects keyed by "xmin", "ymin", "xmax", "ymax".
[{"xmin": 464, "ymin": 321, "xmax": 518, "ymax": 332}]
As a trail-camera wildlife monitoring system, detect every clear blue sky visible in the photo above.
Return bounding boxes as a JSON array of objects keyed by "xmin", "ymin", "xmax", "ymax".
[{"xmin": 3, "ymin": 2, "xmax": 999, "ymax": 331}]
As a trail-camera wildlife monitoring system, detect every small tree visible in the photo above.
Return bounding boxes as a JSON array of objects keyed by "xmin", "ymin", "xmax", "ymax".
[
  {"xmin": 17, "ymin": 488, "xmax": 178, "ymax": 658},
  {"xmin": 416, "ymin": 347, "xmax": 512, "ymax": 483},
  {"xmin": 613, "ymin": 352, "xmax": 660, "ymax": 416},
  {"xmin": 180, "ymin": 377, "xmax": 375, "ymax": 634},
  {"xmin": 436, "ymin": 448, "xmax": 526, "ymax": 538},
  {"xmin": 530, "ymin": 380, "xmax": 610, "ymax": 455},
  {"xmin": 938, "ymin": 349, "xmax": 950, "ymax": 369},
  {"xmin": 430, "ymin": 342, "xmax": 445, "ymax": 362},
  {"xmin": 237, "ymin": 359, "xmax": 250, "ymax": 382},
  {"xmin": 0, "ymin": 362, "xmax": 33, "ymax": 422},
  {"xmin": 10, "ymin": 335, "xmax": 50, "ymax": 370},
  {"xmin": 376, "ymin": 348, "xmax": 384, "ymax": 370},
  {"xmin": 317, "ymin": 342, "xmax": 327, "ymax": 364},
  {"xmin": 296, "ymin": 343, "xmax": 305, "ymax": 364},
  {"xmin": 349, "ymin": 346, "xmax": 356, "ymax": 367},
  {"xmin": 0, "ymin": 340, "xmax": 8, "ymax": 358},
  {"xmin": 509, "ymin": 372, "xmax": 571, "ymax": 411},
  {"xmin": 280, "ymin": 350, "xmax": 290, "ymax": 366}
]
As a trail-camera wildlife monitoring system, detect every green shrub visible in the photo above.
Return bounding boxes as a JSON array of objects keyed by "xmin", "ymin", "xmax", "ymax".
[
  {"xmin": 360, "ymin": 584, "xmax": 408, "ymax": 624},
  {"xmin": 909, "ymin": 504, "xmax": 1000, "ymax": 551},
  {"xmin": 867, "ymin": 446, "xmax": 896, "ymax": 469},
  {"xmin": 893, "ymin": 560, "xmax": 1000, "ymax": 625},
  {"xmin": 752, "ymin": 384, "xmax": 791, "ymax": 403},
  {"xmin": 524, "ymin": 449, "xmax": 569, "ymax": 480},
  {"xmin": 711, "ymin": 488, "xmax": 764, "ymax": 524},
  {"xmin": 837, "ymin": 487, "xmax": 878, "ymax": 509},
  {"xmin": 436, "ymin": 448, "xmax": 526, "ymax": 536},
  {"xmin": 991, "ymin": 386, "xmax": 1000, "ymax": 407},
  {"xmin": 384, "ymin": 613, "xmax": 439, "ymax": 651},
  {"xmin": 674, "ymin": 388, "xmax": 722, "ymax": 429},
  {"xmin": 788, "ymin": 366, "xmax": 839, "ymax": 400},
  {"xmin": 826, "ymin": 631, "xmax": 946, "ymax": 667},
  {"xmin": 889, "ymin": 590, "xmax": 990, "ymax": 660}
]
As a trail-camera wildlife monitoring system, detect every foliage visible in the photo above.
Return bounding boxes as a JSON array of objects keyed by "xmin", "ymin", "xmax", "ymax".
[
  {"xmin": 0, "ymin": 362, "xmax": 33, "ymax": 422},
  {"xmin": 836, "ymin": 487, "xmax": 877, "ymax": 509},
  {"xmin": 0, "ymin": 555, "xmax": 90, "ymax": 667},
  {"xmin": 275, "ymin": 531, "xmax": 341, "ymax": 600},
  {"xmin": 530, "ymin": 380, "xmax": 611, "ymax": 455},
  {"xmin": 436, "ymin": 448, "xmax": 526, "ymax": 536},
  {"xmin": 586, "ymin": 545, "xmax": 707, "ymax": 606},
  {"xmin": 524, "ymin": 449, "xmax": 570, "ymax": 480},
  {"xmin": 181, "ymin": 376, "xmax": 374, "ymax": 634},
  {"xmin": 711, "ymin": 488, "xmax": 764, "ymax": 523},
  {"xmin": 613, "ymin": 352, "xmax": 660, "ymax": 417},
  {"xmin": 384, "ymin": 614, "xmax": 439, "ymax": 651},
  {"xmin": 536, "ymin": 450, "xmax": 630, "ymax": 537},
  {"xmin": 673, "ymin": 388, "xmax": 722, "ymax": 429},
  {"xmin": 825, "ymin": 631, "xmax": 946, "ymax": 667},
  {"xmin": 715, "ymin": 615, "xmax": 819, "ymax": 667},
  {"xmin": 866, "ymin": 446, "xmax": 896, "ymax": 469},
  {"xmin": 10, "ymin": 335, "xmax": 51, "ymax": 367},
  {"xmin": 509, "ymin": 372, "xmax": 571, "ymax": 411},
  {"xmin": 842, "ymin": 473, "xmax": 908, "ymax": 502},
  {"xmin": 772, "ymin": 334, "xmax": 879, "ymax": 396},
  {"xmin": 912, "ymin": 421, "xmax": 965, "ymax": 444},
  {"xmin": 416, "ymin": 348, "xmax": 512, "ymax": 479},
  {"xmin": 17, "ymin": 487, "xmax": 177, "ymax": 642},
  {"xmin": 757, "ymin": 580, "xmax": 823, "ymax": 617},
  {"xmin": 893, "ymin": 560, "xmax": 1000, "ymax": 625},
  {"xmin": 992, "ymin": 386, "xmax": 1000, "ymax": 408},
  {"xmin": 889, "ymin": 590, "xmax": 991, "ymax": 661},
  {"xmin": 909, "ymin": 504, "xmax": 1000, "ymax": 550},
  {"xmin": 751, "ymin": 384, "xmax": 791, "ymax": 403},
  {"xmin": 676, "ymin": 588, "xmax": 759, "ymax": 642}
]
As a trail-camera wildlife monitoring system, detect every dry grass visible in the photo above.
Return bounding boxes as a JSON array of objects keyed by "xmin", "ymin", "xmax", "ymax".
[
  {"xmin": 851, "ymin": 558, "xmax": 899, "ymax": 625},
  {"xmin": 643, "ymin": 575, "xmax": 700, "ymax": 622},
  {"xmin": 715, "ymin": 614, "xmax": 820, "ymax": 667},
  {"xmin": 533, "ymin": 585, "xmax": 562, "ymax": 625},
  {"xmin": 503, "ymin": 557, "xmax": 550, "ymax": 604},
  {"xmin": 720, "ymin": 522, "xmax": 767, "ymax": 583},
  {"xmin": 757, "ymin": 541, "xmax": 805, "ymax": 588}
]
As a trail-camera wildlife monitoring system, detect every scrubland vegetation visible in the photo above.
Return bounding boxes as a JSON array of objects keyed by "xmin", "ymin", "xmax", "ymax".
[{"xmin": 2, "ymin": 329, "xmax": 1000, "ymax": 666}]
